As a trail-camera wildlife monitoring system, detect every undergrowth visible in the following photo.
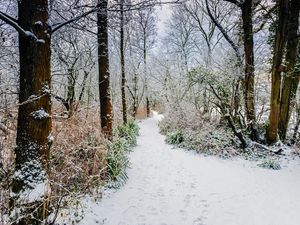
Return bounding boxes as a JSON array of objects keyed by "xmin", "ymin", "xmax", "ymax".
[
  {"xmin": 258, "ymin": 159, "xmax": 281, "ymax": 170},
  {"xmin": 160, "ymin": 110, "xmax": 240, "ymax": 157},
  {"xmin": 107, "ymin": 121, "xmax": 139, "ymax": 185},
  {"xmin": 0, "ymin": 106, "xmax": 140, "ymax": 224}
]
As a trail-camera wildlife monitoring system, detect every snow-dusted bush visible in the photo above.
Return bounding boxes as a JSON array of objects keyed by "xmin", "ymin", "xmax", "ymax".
[
  {"xmin": 160, "ymin": 107, "xmax": 240, "ymax": 157},
  {"xmin": 165, "ymin": 130, "xmax": 185, "ymax": 145},
  {"xmin": 258, "ymin": 159, "xmax": 281, "ymax": 170},
  {"xmin": 106, "ymin": 138, "xmax": 130, "ymax": 184},
  {"xmin": 116, "ymin": 121, "xmax": 139, "ymax": 147},
  {"xmin": 107, "ymin": 121, "xmax": 139, "ymax": 184}
]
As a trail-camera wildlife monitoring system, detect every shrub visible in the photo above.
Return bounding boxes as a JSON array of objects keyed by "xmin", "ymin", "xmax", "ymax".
[
  {"xmin": 165, "ymin": 130, "xmax": 185, "ymax": 145},
  {"xmin": 116, "ymin": 121, "xmax": 139, "ymax": 147},
  {"xmin": 258, "ymin": 159, "xmax": 281, "ymax": 170},
  {"xmin": 106, "ymin": 138, "xmax": 130, "ymax": 184},
  {"xmin": 106, "ymin": 121, "xmax": 139, "ymax": 184}
]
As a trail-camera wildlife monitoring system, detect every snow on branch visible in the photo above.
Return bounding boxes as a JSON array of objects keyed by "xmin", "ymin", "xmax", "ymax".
[
  {"xmin": 52, "ymin": 7, "xmax": 99, "ymax": 33},
  {"xmin": 223, "ymin": 0, "xmax": 243, "ymax": 7},
  {"xmin": 0, "ymin": 11, "xmax": 42, "ymax": 42},
  {"xmin": 52, "ymin": 0, "xmax": 184, "ymax": 34}
]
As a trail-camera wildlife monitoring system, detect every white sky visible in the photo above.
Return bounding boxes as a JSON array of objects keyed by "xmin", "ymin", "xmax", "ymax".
[{"xmin": 156, "ymin": 5, "xmax": 172, "ymax": 35}]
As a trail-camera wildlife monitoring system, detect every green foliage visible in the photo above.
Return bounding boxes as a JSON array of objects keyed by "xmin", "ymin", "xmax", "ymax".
[
  {"xmin": 106, "ymin": 138, "xmax": 130, "ymax": 184},
  {"xmin": 159, "ymin": 122, "xmax": 172, "ymax": 135},
  {"xmin": 165, "ymin": 130, "xmax": 185, "ymax": 145},
  {"xmin": 258, "ymin": 159, "xmax": 281, "ymax": 170},
  {"xmin": 116, "ymin": 121, "xmax": 139, "ymax": 147},
  {"xmin": 106, "ymin": 121, "xmax": 139, "ymax": 185}
]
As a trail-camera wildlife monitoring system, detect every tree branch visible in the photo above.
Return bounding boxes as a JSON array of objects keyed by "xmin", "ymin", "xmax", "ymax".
[
  {"xmin": 51, "ymin": 7, "xmax": 99, "ymax": 33},
  {"xmin": 0, "ymin": 11, "xmax": 40, "ymax": 41},
  {"xmin": 223, "ymin": 0, "xmax": 242, "ymax": 7},
  {"xmin": 205, "ymin": 0, "xmax": 243, "ymax": 65}
]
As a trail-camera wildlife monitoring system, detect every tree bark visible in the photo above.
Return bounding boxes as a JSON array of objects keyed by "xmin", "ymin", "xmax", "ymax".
[
  {"xmin": 98, "ymin": 0, "xmax": 113, "ymax": 138},
  {"xmin": 11, "ymin": 0, "xmax": 52, "ymax": 223},
  {"xmin": 266, "ymin": 0, "xmax": 289, "ymax": 144},
  {"xmin": 292, "ymin": 101, "xmax": 300, "ymax": 142},
  {"xmin": 241, "ymin": 0, "xmax": 258, "ymax": 140},
  {"xmin": 120, "ymin": 0, "xmax": 127, "ymax": 124},
  {"xmin": 278, "ymin": 0, "xmax": 300, "ymax": 140},
  {"xmin": 143, "ymin": 31, "xmax": 151, "ymax": 117},
  {"xmin": 66, "ymin": 68, "xmax": 76, "ymax": 118}
]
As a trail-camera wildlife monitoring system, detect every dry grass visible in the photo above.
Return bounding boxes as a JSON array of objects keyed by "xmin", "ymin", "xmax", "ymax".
[
  {"xmin": 50, "ymin": 107, "xmax": 109, "ymax": 199},
  {"xmin": 0, "ymin": 109, "xmax": 17, "ymax": 223},
  {"xmin": 0, "ymin": 105, "xmax": 111, "ymax": 222},
  {"xmin": 135, "ymin": 107, "xmax": 148, "ymax": 120}
]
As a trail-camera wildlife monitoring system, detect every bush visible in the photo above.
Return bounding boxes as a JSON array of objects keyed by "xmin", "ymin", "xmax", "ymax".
[
  {"xmin": 116, "ymin": 121, "xmax": 139, "ymax": 147},
  {"xmin": 165, "ymin": 130, "xmax": 185, "ymax": 145},
  {"xmin": 106, "ymin": 138, "xmax": 130, "ymax": 184},
  {"xmin": 106, "ymin": 121, "xmax": 139, "ymax": 184},
  {"xmin": 258, "ymin": 159, "xmax": 281, "ymax": 170}
]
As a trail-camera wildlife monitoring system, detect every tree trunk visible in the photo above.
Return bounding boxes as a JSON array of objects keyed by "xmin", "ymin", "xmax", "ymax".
[
  {"xmin": 120, "ymin": 0, "xmax": 127, "ymax": 124},
  {"xmin": 66, "ymin": 68, "xmax": 75, "ymax": 118},
  {"xmin": 11, "ymin": 0, "xmax": 52, "ymax": 223},
  {"xmin": 143, "ymin": 32, "xmax": 150, "ymax": 117},
  {"xmin": 79, "ymin": 70, "xmax": 89, "ymax": 102},
  {"xmin": 132, "ymin": 72, "xmax": 138, "ymax": 118},
  {"xmin": 278, "ymin": 0, "xmax": 300, "ymax": 140},
  {"xmin": 292, "ymin": 101, "xmax": 300, "ymax": 142},
  {"xmin": 266, "ymin": 0, "xmax": 289, "ymax": 144},
  {"xmin": 241, "ymin": 0, "xmax": 258, "ymax": 140},
  {"xmin": 98, "ymin": 0, "xmax": 113, "ymax": 138}
]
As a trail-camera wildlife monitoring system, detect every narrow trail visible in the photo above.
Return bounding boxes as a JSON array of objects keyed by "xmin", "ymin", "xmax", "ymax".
[{"xmin": 77, "ymin": 112, "xmax": 300, "ymax": 225}]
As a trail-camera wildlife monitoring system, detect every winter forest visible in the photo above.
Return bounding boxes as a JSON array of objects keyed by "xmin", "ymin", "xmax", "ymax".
[{"xmin": 1, "ymin": 0, "xmax": 300, "ymax": 224}]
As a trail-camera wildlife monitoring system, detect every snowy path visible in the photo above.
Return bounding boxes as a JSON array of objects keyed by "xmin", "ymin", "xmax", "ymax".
[{"xmin": 76, "ymin": 112, "xmax": 300, "ymax": 225}]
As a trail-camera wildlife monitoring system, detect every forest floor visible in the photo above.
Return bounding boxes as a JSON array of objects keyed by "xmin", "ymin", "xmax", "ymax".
[{"xmin": 59, "ymin": 112, "xmax": 300, "ymax": 225}]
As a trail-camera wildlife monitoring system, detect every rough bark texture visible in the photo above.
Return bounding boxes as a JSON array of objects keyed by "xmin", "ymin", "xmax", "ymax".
[
  {"xmin": 266, "ymin": 0, "xmax": 289, "ymax": 144},
  {"xmin": 143, "ymin": 33, "xmax": 150, "ymax": 117},
  {"xmin": 132, "ymin": 72, "xmax": 138, "ymax": 118},
  {"xmin": 120, "ymin": 0, "xmax": 127, "ymax": 124},
  {"xmin": 12, "ymin": 0, "xmax": 52, "ymax": 223},
  {"xmin": 292, "ymin": 102, "xmax": 300, "ymax": 142},
  {"xmin": 98, "ymin": 0, "xmax": 113, "ymax": 138},
  {"xmin": 278, "ymin": 0, "xmax": 300, "ymax": 140},
  {"xmin": 66, "ymin": 68, "xmax": 76, "ymax": 117},
  {"xmin": 241, "ymin": 0, "xmax": 258, "ymax": 140}
]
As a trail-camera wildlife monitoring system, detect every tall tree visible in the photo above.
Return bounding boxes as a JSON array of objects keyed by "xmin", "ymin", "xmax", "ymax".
[
  {"xmin": 10, "ymin": 0, "xmax": 52, "ymax": 222},
  {"xmin": 278, "ymin": 0, "xmax": 300, "ymax": 140},
  {"xmin": 98, "ymin": 0, "xmax": 113, "ymax": 138},
  {"xmin": 135, "ymin": 6, "xmax": 157, "ymax": 117},
  {"xmin": 0, "ymin": 1, "xmax": 99, "ymax": 222},
  {"xmin": 222, "ymin": 0, "xmax": 258, "ymax": 140},
  {"xmin": 120, "ymin": 0, "xmax": 128, "ymax": 124},
  {"xmin": 266, "ymin": 0, "xmax": 289, "ymax": 144}
]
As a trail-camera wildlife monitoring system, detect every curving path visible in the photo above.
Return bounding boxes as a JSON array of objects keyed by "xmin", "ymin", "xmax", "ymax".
[{"xmin": 71, "ymin": 112, "xmax": 300, "ymax": 225}]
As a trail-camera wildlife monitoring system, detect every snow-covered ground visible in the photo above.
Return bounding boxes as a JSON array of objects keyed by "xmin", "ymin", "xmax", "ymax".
[{"xmin": 60, "ymin": 112, "xmax": 300, "ymax": 225}]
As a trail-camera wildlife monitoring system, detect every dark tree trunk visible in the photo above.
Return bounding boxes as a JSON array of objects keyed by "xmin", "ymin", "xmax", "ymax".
[
  {"xmin": 143, "ymin": 33, "xmax": 150, "ymax": 117},
  {"xmin": 292, "ymin": 101, "xmax": 300, "ymax": 142},
  {"xmin": 11, "ymin": 0, "xmax": 52, "ymax": 223},
  {"xmin": 241, "ymin": 0, "xmax": 258, "ymax": 140},
  {"xmin": 132, "ymin": 72, "xmax": 138, "ymax": 118},
  {"xmin": 278, "ymin": 0, "xmax": 300, "ymax": 140},
  {"xmin": 120, "ymin": 0, "xmax": 127, "ymax": 124},
  {"xmin": 79, "ymin": 70, "xmax": 89, "ymax": 102},
  {"xmin": 66, "ymin": 68, "xmax": 76, "ymax": 117},
  {"xmin": 98, "ymin": 0, "xmax": 113, "ymax": 138},
  {"xmin": 266, "ymin": 0, "xmax": 289, "ymax": 144}
]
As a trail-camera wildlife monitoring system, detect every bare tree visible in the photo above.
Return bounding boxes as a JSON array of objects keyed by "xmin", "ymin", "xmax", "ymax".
[{"xmin": 134, "ymin": 5, "xmax": 157, "ymax": 117}]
